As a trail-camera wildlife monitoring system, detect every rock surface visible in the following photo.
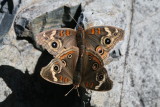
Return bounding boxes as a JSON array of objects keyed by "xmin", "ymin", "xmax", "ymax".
[{"xmin": 0, "ymin": 0, "xmax": 160, "ymax": 107}]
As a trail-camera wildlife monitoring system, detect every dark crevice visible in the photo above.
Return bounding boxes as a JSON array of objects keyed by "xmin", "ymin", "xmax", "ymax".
[
  {"xmin": 62, "ymin": 4, "xmax": 82, "ymax": 28},
  {"xmin": 0, "ymin": 0, "xmax": 14, "ymax": 14},
  {"xmin": 39, "ymin": 13, "xmax": 47, "ymax": 32},
  {"xmin": 130, "ymin": 73, "xmax": 135, "ymax": 87},
  {"xmin": 140, "ymin": 98, "xmax": 145, "ymax": 107},
  {"xmin": 18, "ymin": 0, "xmax": 21, "ymax": 6},
  {"xmin": 138, "ymin": 93, "xmax": 145, "ymax": 107},
  {"xmin": 15, "ymin": 22, "xmax": 35, "ymax": 44},
  {"xmin": 119, "ymin": 0, "xmax": 135, "ymax": 107},
  {"xmin": 118, "ymin": 49, "xmax": 122, "ymax": 56},
  {"xmin": 16, "ymin": 36, "xmax": 35, "ymax": 44},
  {"xmin": 110, "ymin": 49, "xmax": 122, "ymax": 58}
]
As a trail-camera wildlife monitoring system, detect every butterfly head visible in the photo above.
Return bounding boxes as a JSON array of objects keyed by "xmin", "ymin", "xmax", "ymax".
[{"xmin": 77, "ymin": 25, "xmax": 84, "ymax": 31}]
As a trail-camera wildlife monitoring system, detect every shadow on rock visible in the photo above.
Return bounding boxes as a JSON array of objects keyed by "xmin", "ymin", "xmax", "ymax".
[
  {"xmin": 0, "ymin": 4, "xmax": 91, "ymax": 107},
  {"xmin": 0, "ymin": 50, "xmax": 91, "ymax": 107}
]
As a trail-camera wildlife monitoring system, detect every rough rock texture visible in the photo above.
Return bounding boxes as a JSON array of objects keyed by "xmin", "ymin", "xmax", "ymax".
[{"xmin": 0, "ymin": 0, "xmax": 160, "ymax": 107}]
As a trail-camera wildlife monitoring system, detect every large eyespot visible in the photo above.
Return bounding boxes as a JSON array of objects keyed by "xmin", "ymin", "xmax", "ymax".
[
  {"xmin": 92, "ymin": 63, "xmax": 99, "ymax": 70},
  {"xmin": 105, "ymin": 38, "xmax": 111, "ymax": 44},
  {"xmin": 53, "ymin": 65, "xmax": 60, "ymax": 72},
  {"xmin": 96, "ymin": 73, "xmax": 104, "ymax": 81},
  {"xmin": 49, "ymin": 39, "xmax": 62, "ymax": 51},
  {"xmin": 67, "ymin": 54, "xmax": 72, "ymax": 59},
  {"xmin": 52, "ymin": 42, "xmax": 58, "ymax": 48},
  {"xmin": 101, "ymin": 36, "xmax": 112, "ymax": 45}
]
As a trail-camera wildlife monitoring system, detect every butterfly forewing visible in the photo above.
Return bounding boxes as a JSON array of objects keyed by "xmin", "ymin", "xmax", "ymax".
[
  {"xmin": 36, "ymin": 28, "xmax": 77, "ymax": 56},
  {"xmin": 85, "ymin": 26, "xmax": 124, "ymax": 60}
]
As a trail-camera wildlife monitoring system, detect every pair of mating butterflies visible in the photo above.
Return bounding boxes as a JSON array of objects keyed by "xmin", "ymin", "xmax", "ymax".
[{"xmin": 36, "ymin": 25, "xmax": 124, "ymax": 92}]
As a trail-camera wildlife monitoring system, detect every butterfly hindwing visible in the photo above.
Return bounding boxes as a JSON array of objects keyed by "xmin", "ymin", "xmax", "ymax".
[
  {"xmin": 80, "ymin": 50, "xmax": 113, "ymax": 91},
  {"xmin": 40, "ymin": 47, "xmax": 79, "ymax": 85}
]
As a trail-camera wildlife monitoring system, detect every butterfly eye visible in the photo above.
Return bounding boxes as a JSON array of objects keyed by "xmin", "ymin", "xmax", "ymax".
[
  {"xmin": 97, "ymin": 73, "xmax": 104, "ymax": 81},
  {"xmin": 67, "ymin": 54, "xmax": 72, "ymax": 58},
  {"xmin": 52, "ymin": 42, "xmax": 58, "ymax": 48},
  {"xmin": 53, "ymin": 65, "xmax": 59, "ymax": 72},
  {"xmin": 92, "ymin": 63, "xmax": 99, "ymax": 70},
  {"xmin": 105, "ymin": 38, "xmax": 111, "ymax": 44}
]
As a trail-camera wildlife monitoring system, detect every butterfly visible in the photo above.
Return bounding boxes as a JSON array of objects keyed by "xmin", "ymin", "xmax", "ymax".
[{"xmin": 36, "ymin": 25, "xmax": 124, "ymax": 95}]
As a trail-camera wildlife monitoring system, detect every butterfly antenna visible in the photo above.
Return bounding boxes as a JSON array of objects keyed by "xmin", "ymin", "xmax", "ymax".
[
  {"xmin": 69, "ymin": 13, "xmax": 79, "ymax": 26},
  {"xmin": 65, "ymin": 86, "xmax": 75, "ymax": 96},
  {"xmin": 69, "ymin": 12, "xmax": 90, "ymax": 29}
]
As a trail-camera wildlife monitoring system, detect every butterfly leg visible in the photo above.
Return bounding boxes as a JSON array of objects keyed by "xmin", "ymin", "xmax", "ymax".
[
  {"xmin": 64, "ymin": 85, "xmax": 80, "ymax": 96},
  {"xmin": 76, "ymin": 88, "xmax": 80, "ymax": 97},
  {"xmin": 65, "ymin": 86, "xmax": 75, "ymax": 96}
]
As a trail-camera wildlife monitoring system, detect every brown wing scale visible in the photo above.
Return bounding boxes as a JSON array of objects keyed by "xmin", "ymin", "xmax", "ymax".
[
  {"xmin": 85, "ymin": 26, "xmax": 124, "ymax": 61},
  {"xmin": 36, "ymin": 28, "xmax": 77, "ymax": 56},
  {"xmin": 40, "ymin": 47, "xmax": 79, "ymax": 85},
  {"xmin": 80, "ymin": 50, "xmax": 113, "ymax": 91}
]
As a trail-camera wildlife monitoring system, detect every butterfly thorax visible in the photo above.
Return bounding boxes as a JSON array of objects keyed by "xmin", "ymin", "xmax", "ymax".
[{"xmin": 73, "ymin": 26, "xmax": 86, "ymax": 86}]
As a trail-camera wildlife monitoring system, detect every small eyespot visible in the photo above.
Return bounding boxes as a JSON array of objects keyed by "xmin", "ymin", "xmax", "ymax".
[
  {"xmin": 67, "ymin": 54, "xmax": 72, "ymax": 59},
  {"xmin": 88, "ymin": 55, "xmax": 92, "ymax": 60},
  {"xmin": 106, "ymin": 31, "xmax": 108, "ymax": 35},
  {"xmin": 92, "ymin": 63, "xmax": 99, "ymax": 70},
  {"xmin": 44, "ymin": 37, "xmax": 48, "ymax": 40},
  {"xmin": 98, "ymin": 49, "xmax": 103, "ymax": 54},
  {"xmin": 61, "ymin": 60, "xmax": 66, "ymax": 66},
  {"xmin": 97, "ymin": 73, "xmax": 104, "ymax": 81},
  {"xmin": 105, "ymin": 38, "xmax": 111, "ymax": 44},
  {"xmin": 114, "ymin": 33, "xmax": 117, "ymax": 36},
  {"xmin": 52, "ymin": 42, "xmax": 58, "ymax": 48},
  {"xmin": 96, "ymin": 46, "xmax": 104, "ymax": 55},
  {"xmin": 53, "ymin": 65, "xmax": 59, "ymax": 72}
]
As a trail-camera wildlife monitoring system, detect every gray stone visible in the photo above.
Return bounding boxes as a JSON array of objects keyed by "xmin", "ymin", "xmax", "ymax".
[
  {"xmin": 14, "ymin": 4, "xmax": 81, "ymax": 50},
  {"xmin": 0, "ymin": 0, "xmax": 160, "ymax": 107},
  {"xmin": 83, "ymin": 0, "xmax": 160, "ymax": 107}
]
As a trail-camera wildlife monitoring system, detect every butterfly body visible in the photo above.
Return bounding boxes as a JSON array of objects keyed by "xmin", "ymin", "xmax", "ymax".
[
  {"xmin": 73, "ymin": 26, "xmax": 85, "ymax": 86},
  {"xmin": 36, "ymin": 25, "xmax": 124, "ymax": 91}
]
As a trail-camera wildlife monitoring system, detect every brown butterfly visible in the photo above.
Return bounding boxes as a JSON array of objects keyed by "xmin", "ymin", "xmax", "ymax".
[{"xmin": 36, "ymin": 25, "xmax": 124, "ymax": 95}]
